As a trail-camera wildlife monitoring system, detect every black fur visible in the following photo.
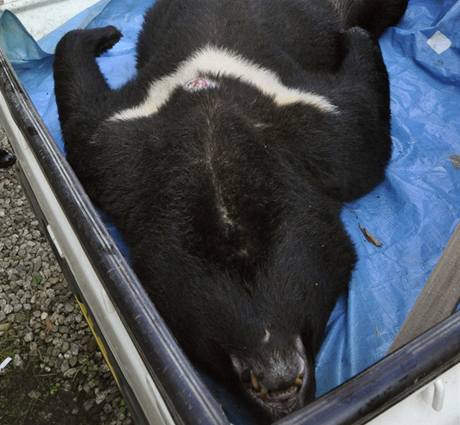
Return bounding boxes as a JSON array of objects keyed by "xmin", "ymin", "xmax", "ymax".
[
  {"xmin": 53, "ymin": 0, "xmax": 408, "ymax": 420},
  {"xmin": 0, "ymin": 148, "xmax": 16, "ymax": 169}
]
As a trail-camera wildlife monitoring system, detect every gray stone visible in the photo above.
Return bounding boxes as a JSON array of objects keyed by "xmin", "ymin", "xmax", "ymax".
[
  {"xmin": 60, "ymin": 359, "xmax": 69, "ymax": 373},
  {"xmin": 32, "ymin": 257, "xmax": 42, "ymax": 272},
  {"xmin": 13, "ymin": 354, "xmax": 24, "ymax": 368},
  {"xmin": 95, "ymin": 389, "xmax": 107, "ymax": 405},
  {"xmin": 28, "ymin": 390, "xmax": 41, "ymax": 400},
  {"xmin": 83, "ymin": 399, "xmax": 94, "ymax": 412},
  {"xmin": 70, "ymin": 343, "xmax": 79, "ymax": 356}
]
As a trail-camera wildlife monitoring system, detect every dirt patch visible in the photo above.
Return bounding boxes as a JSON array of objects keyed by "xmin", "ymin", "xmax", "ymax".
[{"xmin": 0, "ymin": 362, "xmax": 115, "ymax": 425}]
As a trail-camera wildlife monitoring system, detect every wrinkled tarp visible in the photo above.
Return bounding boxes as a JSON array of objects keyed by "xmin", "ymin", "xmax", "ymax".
[{"xmin": 1, "ymin": 0, "xmax": 459, "ymax": 420}]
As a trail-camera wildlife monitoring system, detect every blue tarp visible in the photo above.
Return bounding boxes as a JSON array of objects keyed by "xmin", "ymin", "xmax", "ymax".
[{"xmin": 1, "ymin": 0, "xmax": 459, "ymax": 419}]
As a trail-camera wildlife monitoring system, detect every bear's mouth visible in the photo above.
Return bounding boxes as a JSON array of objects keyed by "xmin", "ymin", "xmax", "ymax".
[{"xmin": 245, "ymin": 369, "xmax": 306, "ymax": 418}]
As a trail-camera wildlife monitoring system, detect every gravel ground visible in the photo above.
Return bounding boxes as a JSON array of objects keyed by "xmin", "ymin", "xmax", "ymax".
[{"xmin": 0, "ymin": 129, "xmax": 132, "ymax": 425}]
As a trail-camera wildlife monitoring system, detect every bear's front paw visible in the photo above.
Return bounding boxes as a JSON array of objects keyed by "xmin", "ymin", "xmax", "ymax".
[
  {"xmin": 56, "ymin": 26, "xmax": 123, "ymax": 57},
  {"xmin": 91, "ymin": 26, "xmax": 123, "ymax": 56}
]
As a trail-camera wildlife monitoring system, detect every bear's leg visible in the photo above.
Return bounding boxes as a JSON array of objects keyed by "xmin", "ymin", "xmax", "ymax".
[
  {"xmin": 331, "ymin": 0, "xmax": 409, "ymax": 38},
  {"xmin": 53, "ymin": 26, "xmax": 122, "ymax": 146},
  {"xmin": 290, "ymin": 27, "xmax": 392, "ymax": 202}
]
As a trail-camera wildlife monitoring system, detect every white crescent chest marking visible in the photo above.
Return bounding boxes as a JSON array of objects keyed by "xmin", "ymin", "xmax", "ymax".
[{"xmin": 109, "ymin": 45, "xmax": 338, "ymax": 121}]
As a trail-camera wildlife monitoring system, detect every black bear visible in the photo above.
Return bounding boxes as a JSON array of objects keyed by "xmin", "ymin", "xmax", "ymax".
[{"xmin": 53, "ymin": 0, "xmax": 408, "ymax": 420}]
